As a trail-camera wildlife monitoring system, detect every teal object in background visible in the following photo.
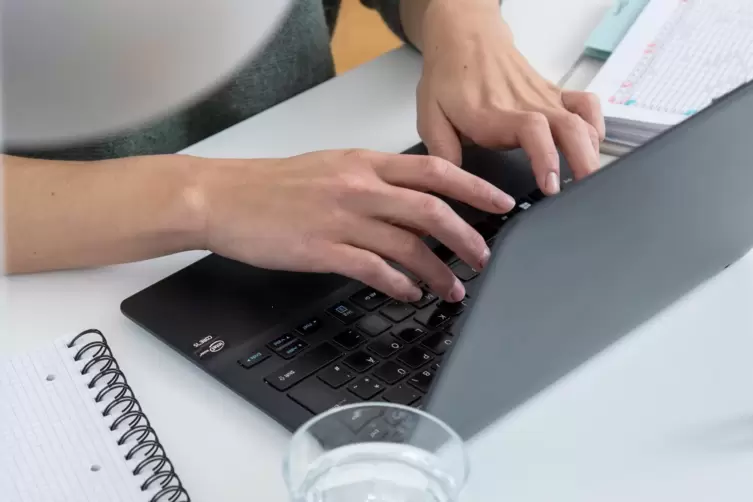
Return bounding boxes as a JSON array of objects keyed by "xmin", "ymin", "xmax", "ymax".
[{"xmin": 584, "ymin": 0, "xmax": 650, "ymax": 60}]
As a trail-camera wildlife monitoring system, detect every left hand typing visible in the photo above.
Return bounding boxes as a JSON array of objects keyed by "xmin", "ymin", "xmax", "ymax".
[{"xmin": 415, "ymin": 0, "xmax": 605, "ymax": 195}]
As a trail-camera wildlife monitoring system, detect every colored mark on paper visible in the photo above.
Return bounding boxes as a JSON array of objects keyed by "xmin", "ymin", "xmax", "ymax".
[
  {"xmin": 684, "ymin": 109, "xmax": 697, "ymax": 116},
  {"xmin": 625, "ymin": 99, "xmax": 637, "ymax": 106},
  {"xmin": 609, "ymin": 96, "xmax": 617, "ymax": 104}
]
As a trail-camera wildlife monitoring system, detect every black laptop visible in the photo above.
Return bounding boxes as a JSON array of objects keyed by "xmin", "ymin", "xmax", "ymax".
[{"xmin": 122, "ymin": 80, "xmax": 753, "ymax": 439}]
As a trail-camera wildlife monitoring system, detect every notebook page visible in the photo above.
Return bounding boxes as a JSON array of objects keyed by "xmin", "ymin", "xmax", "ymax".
[
  {"xmin": 0, "ymin": 342, "xmax": 153, "ymax": 502},
  {"xmin": 587, "ymin": 0, "xmax": 753, "ymax": 127}
]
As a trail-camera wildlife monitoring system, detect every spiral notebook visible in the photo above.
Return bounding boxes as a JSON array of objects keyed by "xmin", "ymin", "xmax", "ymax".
[{"xmin": 0, "ymin": 329, "xmax": 190, "ymax": 502}]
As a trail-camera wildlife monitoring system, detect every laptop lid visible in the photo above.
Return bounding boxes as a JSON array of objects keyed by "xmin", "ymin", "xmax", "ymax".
[{"xmin": 425, "ymin": 80, "xmax": 753, "ymax": 439}]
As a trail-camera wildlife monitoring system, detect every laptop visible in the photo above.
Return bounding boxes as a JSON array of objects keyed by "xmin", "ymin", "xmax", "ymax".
[{"xmin": 122, "ymin": 80, "xmax": 753, "ymax": 439}]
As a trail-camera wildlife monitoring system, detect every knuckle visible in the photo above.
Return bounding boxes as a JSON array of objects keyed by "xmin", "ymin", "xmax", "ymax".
[
  {"xmin": 584, "ymin": 92, "xmax": 602, "ymax": 109},
  {"xmin": 420, "ymin": 195, "xmax": 449, "ymax": 223},
  {"xmin": 586, "ymin": 123, "xmax": 600, "ymax": 141},
  {"xmin": 560, "ymin": 112, "xmax": 585, "ymax": 131},
  {"xmin": 522, "ymin": 112, "xmax": 550, "ymax": 132},
  {"xmin": 422, "ymin": 155, "xmax": 451, "ymax": 180},
  {"xmin": 341, "ymin": 148, "xmax": 372, "ymax": 164},
  {"xmin": 333, "ymin": 171, "xmax": 374, "ymax": 196},
  {"xmin": 396, "ymin": 232, "xmax": 425, "ymax": 261}
]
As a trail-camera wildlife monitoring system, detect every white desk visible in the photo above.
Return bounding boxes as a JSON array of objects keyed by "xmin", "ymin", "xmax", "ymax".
[{"xmin": 3, "ymin": 1, "xmax": 752, "ymax": 500}]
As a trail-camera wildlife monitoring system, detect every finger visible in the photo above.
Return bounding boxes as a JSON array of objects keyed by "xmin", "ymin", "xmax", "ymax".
[
  {"xmin": 562, "ymin": 91, "xmax": 606, "ymax": 141},
  {"xmin": 548, "ymin": 112, "xmax": 600, "ymax": 180},
  {"xmin": 512, "ymin": 112, "xmax": 561, "ymax": 195},
  {"xmin": 374, "ymin": 187, "xmax": 490, "ymax": 272},
  {"xmin": 373, "ymin": 153, "xmax": 516, "ymax": 214},
  {"xmin": 417, "ymin": 88, "xmax": 463, "ymax": 166},
  {"xmin": 319, "ymin": 243, "xmax": 424, "ymax": 302},
  {"xmin": 586, "ymin": 123, "xmax": 600, "ymax": 158},
  {"xmin": 347, "ymin": 219, "xmax": 465, "ymax": 302}
]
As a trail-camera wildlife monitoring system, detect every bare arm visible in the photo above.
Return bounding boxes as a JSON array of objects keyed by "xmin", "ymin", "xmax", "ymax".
[
  {"xmin": 399, "ymin": 0, "xmax": 502, "ymax": 52},
  {"xmin": 3, "ymin": 154, "xmax": 206, "ymax": 274}
]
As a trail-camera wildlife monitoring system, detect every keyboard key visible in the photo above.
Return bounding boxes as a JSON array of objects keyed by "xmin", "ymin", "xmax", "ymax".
[
  {"xmin": 382, "ymin": 384, "xmax": 421, "ymax": 406},
  {"xmin": 528, "ymin": 188, "xmax": 545, "ymax": 202},
  {"xmin": 267, "ymin": 332, "xmax": 297, "ymax": 351},
  {"xmin": 380, "ymin": 301, "xmax": 416, "ymax": 322},
  {"xmin": 373, "ymin": 361, "xmax": 409, "ymax": 384},
  {"xmin": 332, "ymin": 329, "xmax": 365, "ymax": 350},
  {"xmin": 278, "ymin": 339, "xmax": 309, "ymax": 360},
  {"xmin": 342, "ymin": 351, "xmax": 379, "ymax": 373},
  {"xmin": 414, "ymin": 306, "xmax": 452, "ymax": 329},
  {"xmin": 473, "ymin": 220, "xmax": 499, "ymax": 241},
  {"xmin": 411, "ymin": 290, "xmax": 438, "ymax": 309},
  {"xmin": 517, "ymin": 198, "xmax": 534, "ymax": 211},
  {"xmin": 309, "ymin": 417, "xmax": 355, "ymax": 448},
  {"xmin": 339, "ymin": 407, "xmax": 382, "ymax": 432},
  {"xmin": 265, "ymin": 342, "xmax": 342, "ymax": 391},
  {"xmin": 384, "ymin": 408, "xmax": 413, "ymax": 426},
  {"xmin": 349, "ymin": 287, "xmax": 389, "ymax": 311},
  {"xmin": 444, "ymin": 317, "xmax": 461, "ymax": 335},
  {"xmin": 318, "ymin": 363, "xmax": 355, "ymax": 388},
  {"xmin": 430, "ymin": 362, "xmax": 441, "ymax": 372},
  {"xmin": 499, "ymin": 212, "xmax": 515, "ymax": 227},
  {"xmin": 421, "ymin": 332, "xmax": 453, "ymax": 355},
  {"xmin": 436, "ymin": 300, "xmax": 466, "ymax": 316},
  {"xmin": 451, "ymin": 261, "xmax": 479, "ymax": 282},
  {"xmin": 348, "ymin": 376, "xmax": 385, "ymax": 400},
  {"xmin": 237, "ymin": 348, "xmax": 271, "ymax": 369},
  {"xmin": 327, "ymin": 301, "xmax": 363, "ymax": 324},
  {"xmin": 296, "ymin": 317, "xmax": 323, "ymax": 336},
  {"xmin": 288, "ymin": 378, "xmax": 358, "ymax": 415},
  {"xmin": 356, "ymin": 315, "xmax": 392, "ymax": 337},
  {"xmin": 393, "ymin": 327, "xmax": 427, "ymax": 344},
  {"xmin": 430, "ymin": 244, "xmax": 456, "ymax": 263},
  {"xmin": 397, "ymin": 347, "xmax": 434, "ymax": 369},
  {"xmin": 367, "ymin": 336, "xmax": 402, "ymax": 359},
  {"xmin": 562, "ymin": 176, "xmax": 574, "ymax": 189},
  {"xmin": 355, "ymin": 417, "xmax": 391, "ymax": 442},
  {"xmin": 408, "ymin": 369, "xmax": 435, "ymax": 393}
]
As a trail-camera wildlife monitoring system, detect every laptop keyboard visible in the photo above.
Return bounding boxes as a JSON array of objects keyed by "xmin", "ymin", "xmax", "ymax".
[{"xmin": 237, "ymin": 183, "xmax": 568, "ymax": 417}]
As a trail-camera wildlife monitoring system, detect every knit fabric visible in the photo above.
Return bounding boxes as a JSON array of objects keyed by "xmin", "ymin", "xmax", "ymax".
[{"xmin": 7, "ymin": 0, "xmax": 406, "ymax": 161}]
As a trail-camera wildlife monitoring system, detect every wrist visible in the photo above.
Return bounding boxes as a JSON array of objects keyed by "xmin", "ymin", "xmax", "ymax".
[
  {"xmin": 422, "ymin": 0, "xmax": 512, "ymax": 48},
  {"xmin": 169, "ymin": 154, "xmax": 212, "ymax": 252}
]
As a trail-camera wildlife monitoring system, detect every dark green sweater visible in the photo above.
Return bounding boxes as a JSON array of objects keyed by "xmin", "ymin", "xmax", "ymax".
[{"xmin": 9, "ymin": 0, "xmax": 405, "ymax": 161}]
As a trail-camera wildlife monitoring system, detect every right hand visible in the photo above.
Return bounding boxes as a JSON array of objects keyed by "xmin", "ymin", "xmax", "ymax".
[{"xmin": 195, "ymin": 149, "xmax": 516, "ymax": 302}]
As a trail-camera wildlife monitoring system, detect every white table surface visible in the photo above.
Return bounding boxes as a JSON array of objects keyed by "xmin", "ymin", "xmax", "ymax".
[{"xmin": 3, "ymin": 1, "xmax": 752, "ymax": 500}]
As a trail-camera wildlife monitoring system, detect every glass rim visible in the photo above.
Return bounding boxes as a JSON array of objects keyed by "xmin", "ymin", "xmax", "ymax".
[{"xmin": 283, "ymin": 402, "xmax": 468, "ymax": 489}]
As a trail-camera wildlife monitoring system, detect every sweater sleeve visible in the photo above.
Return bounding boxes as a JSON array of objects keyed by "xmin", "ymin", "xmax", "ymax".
[
  {"xmin": 360, "ymin": 0, "xmax": 410, "ymax": 45},
  {"xmin": 361, "ymin": 0, "xmax": 503, "ymax": 49}
]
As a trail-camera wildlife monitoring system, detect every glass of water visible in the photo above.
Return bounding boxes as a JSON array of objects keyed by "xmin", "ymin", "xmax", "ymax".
[{"xmin": 283, "ymin": 402, "xmax": 468, "ymax": 502}]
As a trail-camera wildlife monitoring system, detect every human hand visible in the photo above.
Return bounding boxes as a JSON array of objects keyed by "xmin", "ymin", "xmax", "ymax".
[
  {"xmin": 416, "ymin": 0, "xmax": 605, "ymax": 195},
  {"xmin": 195, "ymin": 149, "xmax": 516, "ymax": 302}
]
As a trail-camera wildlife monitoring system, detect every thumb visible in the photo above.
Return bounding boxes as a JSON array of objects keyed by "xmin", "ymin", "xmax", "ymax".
[{"xmin": 418, "ymin": 97, "xmax": 463, "ymax": 167}]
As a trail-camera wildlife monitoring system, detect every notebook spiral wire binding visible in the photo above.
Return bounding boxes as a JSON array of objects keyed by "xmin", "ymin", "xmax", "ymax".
[{"xmin": 67, "ymin": 329, "xmax": 191, "ymax": 502}]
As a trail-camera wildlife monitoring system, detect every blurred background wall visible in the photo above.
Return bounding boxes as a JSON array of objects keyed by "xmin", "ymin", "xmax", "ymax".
[{"xmin": 332, "ymin": 0, "xmax": 403, "ymax": 73}]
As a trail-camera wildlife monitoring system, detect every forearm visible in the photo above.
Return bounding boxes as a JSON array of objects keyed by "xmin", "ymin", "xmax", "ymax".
[
  {"xmin": 3, "ymin": 154, "xmax": 207, "ymax": 274},
  {"xmin": 399, "ymin": 0, "xmax": 502, "ymax": 52}
]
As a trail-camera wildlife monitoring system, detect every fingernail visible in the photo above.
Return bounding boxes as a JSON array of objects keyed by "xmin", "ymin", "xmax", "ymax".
[
  {"xmin": 545, "ymin": 172, "xmax": 560, "ymax": 195},
  {"xmin": 449, "ymin": 279, "xmax": 465, "ymax": 302},
  {"xmin": 479, "ymin": 247, "xmax": 491, "ymax": 269},
  {"xmin": 494, "ymin": 191, "xmax": 516, "ymax": 212}
]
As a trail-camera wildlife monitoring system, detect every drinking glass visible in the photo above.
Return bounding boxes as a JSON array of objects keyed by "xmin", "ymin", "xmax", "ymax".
[{"xmin": 283, "ymin": 402, "xmax": 468, "ymax": 502}]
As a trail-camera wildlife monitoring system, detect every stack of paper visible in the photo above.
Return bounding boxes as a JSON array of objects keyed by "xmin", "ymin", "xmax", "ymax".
[{"xmin": 587, "ymin": 0, "xmax": 753, "ymax": 151}]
